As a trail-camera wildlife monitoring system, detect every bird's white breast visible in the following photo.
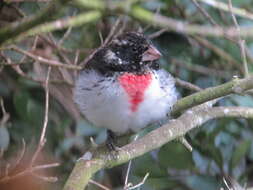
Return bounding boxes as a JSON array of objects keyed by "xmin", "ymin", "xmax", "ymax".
[
  {"xmin": 129, "ymin": 70, "xmax": 177, "ymax": 132},
  {"xmin": 74, "ymin": 70, "xmax": 177, "ymax": 134}
]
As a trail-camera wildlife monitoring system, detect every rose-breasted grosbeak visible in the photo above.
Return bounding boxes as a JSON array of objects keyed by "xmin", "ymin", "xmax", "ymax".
[{"xmin": 74, "ymin": 32, "xmax": 178, "ymax": 144}]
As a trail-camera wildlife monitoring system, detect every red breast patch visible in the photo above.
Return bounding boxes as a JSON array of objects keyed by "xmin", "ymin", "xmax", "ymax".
[{"xmin": 119, "ymin": 73, "xmax": 152, "ymax": 112}]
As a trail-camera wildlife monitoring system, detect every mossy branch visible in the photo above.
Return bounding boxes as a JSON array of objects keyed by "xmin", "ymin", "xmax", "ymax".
[
  {"xmin": 63, "ymin": 106, "xmax": 253, "ymax": 190},
  {"xmin": 75, "ymin": 0, "xmax": 253, "ymax": 38},
  {"xmin": 5, "ymin": 11, "xmax": 102, "ymax": 46},
  {"xmin": 0, "ymin": 0, "xmax": 70, "ymax": 46},
  {"xmin": 171, "ymin": 76, "xmax": 253, "ymax": 116},
  {"xmin": 3, "ymin": 0, "xmax": 253, "ymax": 47}
]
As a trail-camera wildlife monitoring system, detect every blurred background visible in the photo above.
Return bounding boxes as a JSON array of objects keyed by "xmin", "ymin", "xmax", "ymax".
[{"xmin": 1, "ymin": 0, "xmax": 253, "ymax": 189}]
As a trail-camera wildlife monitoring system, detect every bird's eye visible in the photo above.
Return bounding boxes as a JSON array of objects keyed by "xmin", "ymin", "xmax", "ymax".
[{"xmin": 151, "ymin": 62, "xmax": 160, "ymax": 70}]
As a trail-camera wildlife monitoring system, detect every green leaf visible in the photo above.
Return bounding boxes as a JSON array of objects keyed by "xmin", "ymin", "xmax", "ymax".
[
  {"xmin": 158, "ymin": 141, "xmax": 194, "ymax": 170},
  {"xmin": 230, "ymin": 140, "xmax": 251, "ymax": 169}
]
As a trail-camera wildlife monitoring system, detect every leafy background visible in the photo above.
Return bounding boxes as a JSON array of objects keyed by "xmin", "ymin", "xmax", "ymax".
[{"xmin": 1, "ymin": 0, "xmax": 253, "ymax": 189}]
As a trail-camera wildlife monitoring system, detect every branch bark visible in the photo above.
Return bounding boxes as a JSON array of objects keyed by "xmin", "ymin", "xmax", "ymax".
[
  {"xmin": 172, "ymin": 76, "xmax": 253, "ymax": 116},
  {"xmin": 4, "ymin": 11, "xmax": 102, "ymax": 46},
  {"xmin": 0, "ymin": 0, "xmax": 70, "ymax": 46},
  {"xmin": 63, "ymin": 106, "xmax": 253, "ymax": 190},
  {"xmin": 3, "ymin": 0, "xmax": 253, "ymax": 47},
  {"xmin": 74, "ymin": 0, "xmax": 253, "ymax": 38}
]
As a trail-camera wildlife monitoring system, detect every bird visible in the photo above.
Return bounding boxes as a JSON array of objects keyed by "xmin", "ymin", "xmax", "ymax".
[{"xmin": 74, "ymin": 32, "xmax": 178, "ymax": 149}]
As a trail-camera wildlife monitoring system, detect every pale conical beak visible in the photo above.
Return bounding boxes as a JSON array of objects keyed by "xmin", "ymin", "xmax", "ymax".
[{"xmin": 142, "ymin": 45, "xmax": 161, "ymax": 62}]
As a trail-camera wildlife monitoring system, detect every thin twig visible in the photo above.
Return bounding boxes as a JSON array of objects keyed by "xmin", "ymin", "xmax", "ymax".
[
  {"xmin": 192, "ymin": 36, "xmax": 241, "ymax": 72},
  {"xmin": 89, "ymin": 179, "xmax": 110, "ymax": 190},
  {"xmin": 127, "ymin": 173, "xmax": 149, "ymax": 190},
  {"xmin": 47, "ymin": 33, "xmax": 75, "ymax": 72},
  {"xmin": 143, "ymin": 3, "xmax": 162, "ymax": 32},
  {"xmin": 73, "ymin": 50, "xmax": 80, "ymax": 77},
  {"xmin": 32, "ymin": 163, "xmax": 60, "ymax": 170},
  {"xmin": 171, "ymin": 58, "xmax": 232, "ymax": 78},
  {"xmin": 98, "ymin": 31, "xmax": 104, "ymax": 45},
  {"xmin": 239, "ymin": 40, "xmax": 248, "ymax": 77},
  {"xmin": 0, "ymin": 162, "xmax": 59, "ymax": 184},
  {"xmin": 0, "ymin": 67, "xmax": 60, "ymax": 184},
  {"xmin": 178, "ymin": 137, "xmax": 193, "ymax": 152},
  {"xmin": 124, "ymin": 161, "xmax": 132, "ymax": 189},
  {"xmin": 175, "ymin": 78, "xmax": 202, "ymax": 92},
  {"xmin": 30, "ymin": 66, "xmax": 51, "ymax": 166},
  {"xmin": 227, "ymin": 0, "xmax": 249, "ymax": 77},
  {"xmin": 39, "ymin": 35, "xmax": 85, "ymax": 54},
  {"xmin": 190, "ymin": 0, "xmax": 217, "ymax": 26},
  {"xmin": 58, "ymin": 26, "xmax": 73, "ymax": 46},
  {"xmin": 32, "ymin": 173, "xmax": 58, "ymax": 182},
  {"xmin": 104, "ymin": 17, "xmax": 123, "ymax": 45},
  {"xmin": 124, "ymin": 135, "xmax": 139, "ymax": 189},
  {"xmin": 72, "ymin": 2, "xmax": 253, "ymax": 38},
  {"xmin": 188, "ymin": 0, "xmax": 241, "ymax": 70},
  {"xmin": 11, "ymin": 139, "xmax": 26, "ymax": 170},
  {"xmin": 81, "ymin": 17, "xmax": 123, "ymax": 67},
  {"xmin": 0, "ymin": 98, "xmax": 7, "ymax": 116},
  {"xmin": 148, "ymin": 28, "xmax": 169, "ymax": 39},
  {"xmin": 0, "ymin": 98, "xmax": 10, "ymax": 126},
  {"xmin": 32, "ymin": 36, "xmax": 39, "ymax": 50},
  {"xmin": 190, "ymin": 0, "xmax": 253, "ymax": 69},
  {"xmin": 116, "ymin": 16, "xmax": 128, "ymax": 38},
  {"xmin": 74, "ymin": 50, "xmax": 80, "ymax": 66},
  {"xmin": 11, "ymin": 62, "xmax": 73, "ymax": 85},
  {"xmin": 1, "ymin": 56, "xmax": 73, "ymax": 85},
  {"xmin": 196, "ymin": 0, "xmax": 253, "ymax": 21},
  {"xmin": 4, "ymin": 164, "xmax": 10, "ymax": 179},
  {"xmin": 9, "ymin": 46, "xmax": 82, "ymax": 70}
]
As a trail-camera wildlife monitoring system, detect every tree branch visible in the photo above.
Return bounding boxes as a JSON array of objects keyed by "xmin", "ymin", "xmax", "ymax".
[
  {"xmin": 4, "ymin": 0, "xmax": 253, "ymax": 47},
  {"xmin": 0, "ymin": 0, "xmax": 70, "ymax": 46},
  {"xmin": 227, "ymin": 0, "xmax": 249, "ymax": 77},
  {"xmin": 63, "ymin": 106, "xmax": 253, "ymax": 190},
  {"xmin": 5, "ymin": 46, "xmax": 82, "ymax": 70},
  {"xmin": 5, "ymin": 11, "xmax": 102, "ymax": 45},
  {"xmin": 196, "ymin": 0, "xmax": 253, "ymax": 21},
  {"xmin": 74, "ymin": 0, "xmax": 253, "ymax": 38},
  {"xmin": 171, "ymin": 76, "xmax": 253, "ymax": 116}
]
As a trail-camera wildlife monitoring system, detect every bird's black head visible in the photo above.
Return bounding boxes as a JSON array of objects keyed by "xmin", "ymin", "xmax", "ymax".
[{"xmin": 87, "ymin": 32, "xmax": 161, "ymax": 75}]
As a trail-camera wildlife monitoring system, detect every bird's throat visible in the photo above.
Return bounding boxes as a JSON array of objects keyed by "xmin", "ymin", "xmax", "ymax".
[{"xmin": 119, "ymin": 73, "xmax": 152, "ymax": 112}]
